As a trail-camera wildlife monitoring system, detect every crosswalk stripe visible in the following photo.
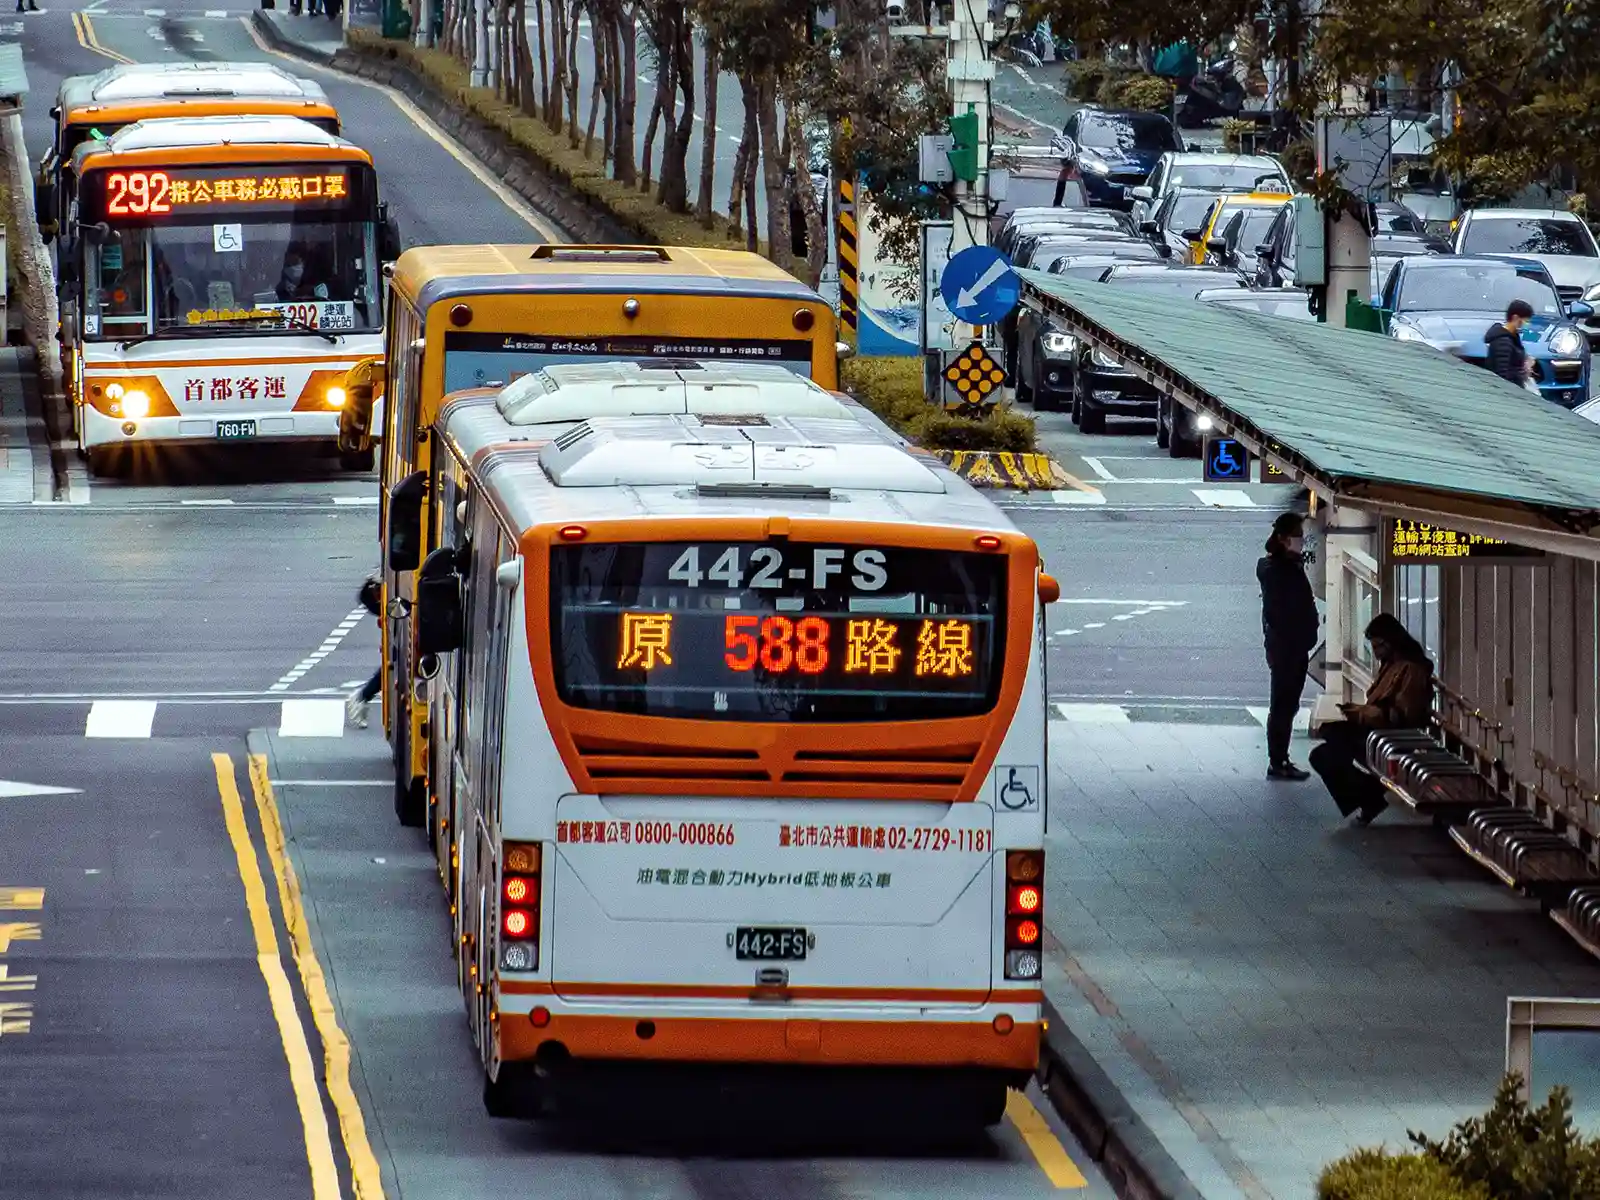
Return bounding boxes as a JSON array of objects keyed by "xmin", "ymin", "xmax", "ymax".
[
  {"xmin": 85, "ymin": 699, "xmax": 157, "ymax": 738},
  {"xmin": 278, "ymin": 699, "xmax": 346, "ymax": 738},
  {"xmin": 1191, "ymin": 488, "xmax": 1257, "ymax": 507},
  {"xmin": 1052, "ymin": 702, "xmax": 1131, "ymax": 724}
]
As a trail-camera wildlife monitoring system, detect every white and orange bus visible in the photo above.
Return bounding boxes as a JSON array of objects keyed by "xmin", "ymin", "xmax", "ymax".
[
  {"xmin": 60, "ymin": 114, "xmax": 399, "ymax": 475},
  {"xmin": 408, "ymin": 397, "xmax": 1057, "ymax": 1124}
]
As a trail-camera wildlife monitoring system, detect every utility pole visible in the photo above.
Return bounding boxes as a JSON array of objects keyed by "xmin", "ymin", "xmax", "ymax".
[{"xmin": 944, "ymin": 0, "xmax": 998, "ymax": 345}]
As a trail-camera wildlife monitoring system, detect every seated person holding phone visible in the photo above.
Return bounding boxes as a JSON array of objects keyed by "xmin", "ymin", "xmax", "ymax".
[{"xmin": 1308, "ymin": 613, "xmax": 1434, "ymax": 826}]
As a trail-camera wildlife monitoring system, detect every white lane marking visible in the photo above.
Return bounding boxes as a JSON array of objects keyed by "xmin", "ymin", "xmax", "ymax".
[
  {"xmin": 245, "ymin": 18, "xmax": 565, "ymax": 239},
  {"xmin": 994, "ymin": 101, "xmax": 1055, "ymax": 133},
  {"xmin": 1082, "ymin": 622, "xmax": 1106, "ymax": 629},
  {"xmin": 1111, "ymin": 613, "xmax": 1137, "ymax": 621},
  {"xmin": 1050, "ymin": 489, "xmax": 1107, "ymax": 505},
  {"xmin": 331, "ymin": 495, "xmax": 378, "ymax": 506},
  {"xmin": 1079, "ymin": 456, "xmax": 1117, "ymax": 481},
  {"xmin": 0, "ymin": 779, "xmax": 82, "ymax": 798},
  {"xmin": 181, "ymin": 498, "xmax": 235, "ymax": 506},
  {"xmin": 1051, "ymin": 599, "xmax": 1188, "ymax": 606},
  {"xmin": 204, "ymin": 7, "xmax": 226, "ymax": 13},
  {"xmin": 1246, "ymin": 706, "xmax": 1311, "ymax": 732},
  {"xmin": 1050, "ymin": 628, "xmax": 1079, "ymax": 638},
  {"xmin": 270, "ymin": 607, "xmax": 369, "ymax": 692},
  {"xmin": 279, "ymin": 699, "xmax": 347, "ymax": 738},
  {"xmin": 85, "ymin": 699, "xmax": 157, "ymax": 738},
  {"xmin": 1053, "ymin": 703, "xmax": 1131, "ymax": 724},
  {"xmin": 1192, "ymin": 488, "xmax": 1257, "ymax": 507},
  {"xmin": 142, "ymin": 6, "xmax": 163, "ymax": 13}
]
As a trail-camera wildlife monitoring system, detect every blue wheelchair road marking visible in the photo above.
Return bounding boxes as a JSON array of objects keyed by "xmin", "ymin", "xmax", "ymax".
[{"xmin": 1203, "ymin": 436, "xmax": 1249, "ymax": 483}]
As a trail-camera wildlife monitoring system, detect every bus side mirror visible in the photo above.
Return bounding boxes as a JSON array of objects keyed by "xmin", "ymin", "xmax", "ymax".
[
  {"xmin": 416, "ymin": 547, "xmax": 463, "ymax": 655},
  {"xmin": 835, "ymin": 340, "xmax": 855, "ymax": 363},
  {"xmin": 1038, "ymin": 572, "xmax": 1060, "ymax": 604},
  {"xmin": 34, "ymin": 179, "xmax": 55, "ymax": 232},
  {"xmin": 378, "ymin": 202, "xmax": 402, "ymax": 262},
  {"xmin": 386, "ymin": 470, "xmax": 427, "ymax": 572}
]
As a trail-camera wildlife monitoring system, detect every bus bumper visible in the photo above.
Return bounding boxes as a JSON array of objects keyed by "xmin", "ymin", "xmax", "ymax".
[
  {"xmin": 82, "ymin": 404, "xmax": 342, "ymax": 448},
  {"xmin": 495, "ymin": 995, "xmax": 1041, "ymax": 1074}
]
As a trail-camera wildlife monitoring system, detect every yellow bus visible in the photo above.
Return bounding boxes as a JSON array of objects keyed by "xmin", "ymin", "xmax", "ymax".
[
  {"xmin": 37, "ymin": 62, "xmax": 340, "ymax": 243},
  {"xmin": 361, "ymin": 244, "xmax": 845, "ymax": 828},
  {"xmin": 414, "ymin": 395, "xmax": 1056, "ymax": 1122},
  {"xmin": 61, "ymin": 115, "xmax": 400, "ymax": 475}
]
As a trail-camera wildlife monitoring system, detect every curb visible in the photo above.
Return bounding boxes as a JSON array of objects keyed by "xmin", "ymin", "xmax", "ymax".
[
  {"xmin": 1037, "ymin": 997, "xmax": 1207, "ymax": 1200},
  {"xmin": 252, "ymin": 13, "xmax": 634, "ymax": 245},
  {"xmin": 932, "ymin": 448, "xmax": 1072, "ymax": 490}
]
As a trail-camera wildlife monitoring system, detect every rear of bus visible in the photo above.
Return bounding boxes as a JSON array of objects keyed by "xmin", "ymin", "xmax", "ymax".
[
  {"xmin": 38, "ymin": 62, "xmax": 339, "ymax": 243},
  {"xmin": 372, "ymin": 245, "xmax": 842, "ymax": 823},
  {"xmin": 486, "ymin": 436, "xmax": 1052, "ymax": 1121},
  {"xmin": 65, "ymin": 116, "xmax": 386, "ymax": 471}
]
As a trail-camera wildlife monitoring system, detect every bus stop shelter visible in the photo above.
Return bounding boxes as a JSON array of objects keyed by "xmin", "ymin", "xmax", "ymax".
[{"xmin": 1017, "ymin": 268, "xmax": 1600, "ymax": 965}]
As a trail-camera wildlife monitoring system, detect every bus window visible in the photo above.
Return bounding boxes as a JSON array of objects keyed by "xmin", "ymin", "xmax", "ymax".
[{"xmin": 85, "ymin": 233, "xmax": 150, "ymax": 335}]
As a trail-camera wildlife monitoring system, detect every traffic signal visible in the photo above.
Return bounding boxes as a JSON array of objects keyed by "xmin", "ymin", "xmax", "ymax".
[{"xmin": 948, "ymin": 109, "xmax": 979, "ymax": 182}]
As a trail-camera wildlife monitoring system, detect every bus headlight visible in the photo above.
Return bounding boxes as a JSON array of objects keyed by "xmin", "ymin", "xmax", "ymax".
[
  {"xmin": 121, "ymin": 390, "xmax": 150, "ymax": 419},
  {"xmin": 325, "ymin": 385, "xmax": 348, "ymax": 409}
]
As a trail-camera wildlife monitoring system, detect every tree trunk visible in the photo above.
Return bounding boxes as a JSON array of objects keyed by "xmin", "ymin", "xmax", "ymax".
[
  {"xmin": 658, "ymin": 9, "xmax": 693, "ymax": 212},
  {"xmin": 565, "ymin": 1, "xmax": 582, "ymax": 147},
  {"xmin": 755, "ymin": 71, "xmax": 789, "ymax": 266},
  {"xmin": 585, "ymin": 7, "xmax": 606, "ymax": 159},
  {"xmin": 612, "ymin": 5, "xmax": 637, "ymax": 186},
  {"xmin": 728, "ymin": 74, "xmax": 758, "ymax": 235},
  {"xmin": 513, "ymin": 0, "xmax": 535, "ymax": 112},
  {"xmin": 694, "ymin": 36, "xmax": 718, "ymax": 226},
  {"xmin": 651, "ymin": 4, "xmax": 681, "ymax": 205},
  {"xmin": 788, "ymin": 104, "xmax": 826, "ymax": 287}
]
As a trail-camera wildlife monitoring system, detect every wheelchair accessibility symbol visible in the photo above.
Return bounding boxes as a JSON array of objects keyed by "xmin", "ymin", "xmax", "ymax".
[
  {"xmin": 1202, "ymin": 435, "xmax": 1249, "ymax": 483},
  {"xmin": 995, "ymin": 766, "xmax": 1040, "ymax": 812}
]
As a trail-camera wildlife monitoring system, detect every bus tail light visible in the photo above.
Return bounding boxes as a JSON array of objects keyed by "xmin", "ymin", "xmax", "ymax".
[
  {"xmin": 1004, "ymin": 850, "xmax": 1044, "ymax": 980},
  {"xmin": 499, "ymin": 841, "xmax": 541, "ymax": 971}
]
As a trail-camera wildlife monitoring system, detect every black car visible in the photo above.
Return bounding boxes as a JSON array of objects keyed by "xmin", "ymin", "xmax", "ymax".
[
  {"xmin": 1071, "ymin": 267, "xmax": 1245, "ymax": 433},
  {"xmin": 1056, "ymin": 108, "xmax": 1183, "ymax": 209},
  {"xmin": 1372, "ymin": 201, "xmax": 1427, "ymax": 235},
  {"xmin": 1013, "ymin": 245, "xmax": 1164, "ymax": 409},
  {"xmin": 995, "ymin": 209, "xmax": 1134, "ymax": 257},
  {"xmin": 1012, "ymin": 230, "xmax": 1143, "ymax": 270},
  {"xmin": 1143, "ymin": 187, "xmax": 1226, "ymax": 260}
]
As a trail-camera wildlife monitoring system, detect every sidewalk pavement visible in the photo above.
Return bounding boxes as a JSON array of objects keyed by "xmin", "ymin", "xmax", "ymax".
[
  {"xmin": 0, "ymin": 347, "xmax": 49, "ymax": 503},
  {"xmin": 253, "ymin": 7, "xmax": 345, "ymax": 64},
  {"xmin": 1044, "ymin": 720, "xmax": 1600, "ymax": 1199}
]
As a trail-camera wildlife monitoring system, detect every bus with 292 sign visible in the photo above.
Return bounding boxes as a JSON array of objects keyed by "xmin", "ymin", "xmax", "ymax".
[
  {"xmin": 357, "ymin": 243, "xmax": 844, "ymax": 832},
  {"xmin": 61, "ymin": 115, "xmax": 400, "ymax": 475},
  {"xmin": 409, "ymin": 399, "xmax": 1058, "ymax": 1123}
]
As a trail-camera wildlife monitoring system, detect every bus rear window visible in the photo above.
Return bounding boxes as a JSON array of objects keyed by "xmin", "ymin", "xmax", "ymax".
[
  {"xmin": 443, "ymin": 332, "xmax": 816, "ymax": 392},
  {"xmin": 549, "ymin": 541, "xmax": 1007, "ymax": 722}
]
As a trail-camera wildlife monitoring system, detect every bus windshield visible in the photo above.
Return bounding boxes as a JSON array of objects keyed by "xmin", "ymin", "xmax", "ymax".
[
  {"xmin": 84, "ymin": 216, "xmax": 380, "ymax": 339},
  {"xmin": 442, "ymin": 332, "xmax": 818, "ymax": 391},
  {"xmin": 549, "ymin": 540, "xmax": 1008, "ymax": 722}
]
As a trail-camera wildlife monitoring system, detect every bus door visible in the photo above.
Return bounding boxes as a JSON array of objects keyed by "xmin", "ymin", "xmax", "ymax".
[{"xmin": 427, "ymin": 452, "xmax": 469, "ymax": 886}]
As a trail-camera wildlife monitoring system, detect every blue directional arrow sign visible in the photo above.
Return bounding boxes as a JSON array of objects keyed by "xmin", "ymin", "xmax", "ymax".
[
  {"xmin": 940, "ymin": 245, "xmax": 1021, "ymax": 325},
  {"xmin": 1202, "ymin": 436, "xmax": 1249, "ymax": 483}
]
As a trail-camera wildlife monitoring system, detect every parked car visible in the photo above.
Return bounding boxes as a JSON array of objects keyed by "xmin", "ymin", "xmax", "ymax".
[
  {"xmin": 1368, "ymin": 233, "xmax": 1451, "ymax": 301},
  {"xmin": 1142, "ymin": 187, "xmax": 1224, "ymax": 260},
  {"xmin": 1069, "ymin": 266, "xmax": 1245, "ymax": 433},
  {"xmin": 1452, "ymin": 208, "xmax": 1600, "ymax": 343},
  {"xmin": 1003, "ymin": 229, "xmax": 1144, "ymax": 376},
  {"xmin": 1013, "ymin": 245, "xmax": 1163, "ymax": 410},
  {"xmin": 1206, "ymin": 204, "xmax": 1284, "ymax": 278},
  {"xmin": 1372, "ymin": 201, "xmax": 1429, "ymax": 235},
  {"xmin": 1127, "ymin": 152, "xmax": 1290, "ymax": 225},
  {"xmin": 1377, "ymin": 255, "xmax": 1594, "ymax": 407},
  {"xmin": 1192, "ymin": 192, "xmax": 1291, "ymax": 265},
  {"xmin": 1195, "ymin": 286, "xmax": 1314, "ymax": 320},
  {"xmin": 989, "ymin": 145, "xmax": 1088, "ymax": 241},
  {"xmin": 995, "ymin": 209, "xmax": 1133, "ymax": 257},
  {"xmin": 1055, "ymin": 108, "xmax": 1183, "ymax": 209}
]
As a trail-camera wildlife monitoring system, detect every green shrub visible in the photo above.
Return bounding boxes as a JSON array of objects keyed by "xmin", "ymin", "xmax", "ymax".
[
  {"xmin": 1106, "ymin": 74, "xmax": 1172, "ymax": 113},
  {"xmin": 1062, "ymin": 59, "xmax": 1116, "ymax": 102},
  {"xmin": 1410, "ymin": 1074, "xmax": 1600, "ymax": 1199},
  {"xmin": 842, "ymin": 356, "xmax": 1038, "ymax": 452},
  {"xmin": 1221, "ymin": 117, "xmax": 1258, "ymax": 154},
  {"xmin": 1318, "ymin": 1149, "xmax": 1485, "ymax": 1200}
]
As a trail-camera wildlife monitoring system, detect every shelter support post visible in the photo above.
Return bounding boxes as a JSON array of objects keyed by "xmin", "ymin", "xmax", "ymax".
[{"xmin": 1312, "ymin": 500, "xmax": 1380, "ymax": 730}]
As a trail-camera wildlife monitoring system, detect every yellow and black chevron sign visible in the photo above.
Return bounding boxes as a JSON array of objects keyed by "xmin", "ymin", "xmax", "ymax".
[
  {"xmin": 837, "ymin": 177, "xmax": 859, "ymax": 333},
  {"xmin": 932, "ymin": 450, "xmax": 1071, "ymax": 491}
]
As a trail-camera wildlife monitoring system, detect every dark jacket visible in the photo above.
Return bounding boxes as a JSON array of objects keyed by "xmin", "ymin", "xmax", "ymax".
[
  {"xmin": 1257, "ymin": 549, "xmax": 1318, "ymax": 661},
  {"xmin": 1484, "ymin": 322, "xmax": 1529, "ymax": 385}
]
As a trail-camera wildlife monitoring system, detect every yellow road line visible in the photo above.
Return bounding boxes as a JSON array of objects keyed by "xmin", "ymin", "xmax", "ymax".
[
  {"xmin": 242, "ymin": 18, "xmax": 563, "ymax": 241},
  {"xmin": 250, "ymin": 754, "xmax": 387, "ymax": 1200},
  {"xmin": 1007, "ymin": 1089, "xmax": 1089, "ymax": 1189},
  {"xmin": 212, "ymin": 753, "xmax": 343, "ymax": 1200},
  {"xmin": 75, "ymin": 13, "xmax": 136, "ymax": 64}
]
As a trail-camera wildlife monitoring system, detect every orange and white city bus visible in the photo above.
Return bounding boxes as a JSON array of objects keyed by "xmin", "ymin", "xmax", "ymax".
[
  {"xmin": 36, "ymin": 62, "xmax": 340, "ymax": 244},
  {"xmin": 402, "ymin": 360, "xmax": 908, "ymax": 886},
  {"xmin": 411, "ymin": 403, "xmax": 1057, "ymax": 1123},
  {"xmin": 61, "ymin": 115, "xmax": 399, "ymax": 475},
  {"xmin": 364, "ymin": 244, "xmax": 844, "ymax": 830}
]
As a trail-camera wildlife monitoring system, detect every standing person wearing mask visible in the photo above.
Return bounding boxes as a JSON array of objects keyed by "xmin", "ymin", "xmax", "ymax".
[
  {"xmin": 1258, "ymin": 511, "xmax": 1318, "ymax": 780},
  {"xmin": 1484, "ymin": 299, "xmax": 1535, "ymax": 389},
  {"xmin": 1309, "ymin": 614, "xmax": 1434, "ymax": 825}
]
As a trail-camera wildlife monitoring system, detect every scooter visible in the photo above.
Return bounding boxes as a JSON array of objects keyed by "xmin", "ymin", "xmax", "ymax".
[{"xmin": 1176, "ymin": 54, "xmax": 1246, "ymax": 127}]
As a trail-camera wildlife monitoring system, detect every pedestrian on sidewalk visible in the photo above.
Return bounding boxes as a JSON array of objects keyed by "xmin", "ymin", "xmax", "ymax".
[
  {"xmin": 1485, "ymin": 299, "xmax": 1535, "ymax": 389},
  {"xmin": 1309, "ymin": 614, "xmax": 1434, "ymax": 825},
  {"xmin": 345, "ymin": 570, "xmax": 382, "ymax": 729},
  {"xmin": 1258, "ymin": 511, "xmax": 1318, "ymax": 780}
]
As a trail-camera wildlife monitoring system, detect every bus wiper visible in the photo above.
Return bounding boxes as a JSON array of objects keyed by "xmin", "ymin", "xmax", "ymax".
[{"xmin": 270, "ymin": 312, "xmax": 339, "ymax": 344}]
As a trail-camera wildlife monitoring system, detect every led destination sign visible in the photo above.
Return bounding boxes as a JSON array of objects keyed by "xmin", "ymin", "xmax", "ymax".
[{"xmin": 81, "ymin": 165, "xmax": 370, "ymax": 221}]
